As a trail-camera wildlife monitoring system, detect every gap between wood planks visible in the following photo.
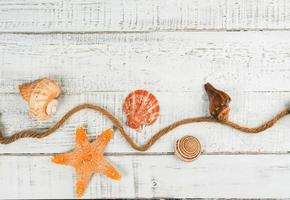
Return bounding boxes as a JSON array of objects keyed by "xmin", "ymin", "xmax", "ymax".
[
  {"xmin": 2, "ymin": 90, "xmax": 290, "ymax": 95},
  {"xmin": 1, "ymin": 152, "xmax": 290, "ymax": 156},
  {"xmin": 2, "ymin": 28, "xmax": 290, "ymax": 35}
]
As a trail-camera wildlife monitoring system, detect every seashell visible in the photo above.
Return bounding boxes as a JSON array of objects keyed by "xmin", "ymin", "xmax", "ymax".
[
  {"xmin": 174, "ymin": 135, "xmax": 201, "ymax": 162},
  {"xmin": 123, "ymin": 90, "xmax": 160, "ymax": 131},
  {"xmin": 19, "ymin": 78, "xmax": 61, "ymax": 120},
  {"xmin": 204, "ymin": 82, "xmax": 231, "ymax": 121}
]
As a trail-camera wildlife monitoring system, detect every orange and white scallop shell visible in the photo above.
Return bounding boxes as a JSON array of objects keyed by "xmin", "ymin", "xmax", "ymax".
[{"xmin": 123, "ymin": 90, "xmax": 160, "ymax": 131}]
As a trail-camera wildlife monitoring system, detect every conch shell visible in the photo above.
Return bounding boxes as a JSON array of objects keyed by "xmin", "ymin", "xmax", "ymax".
[
  {"xmin": 174, "ymin": 135, "xmax": 201, "ymax": 162},
  {"xmin": 204, "ymin": 83, "xmax": 231, "ymax": 121},
  {"xmin": 123, "ymin": 90, "xmax": 160, "ymax": 131},
  {"xmin": 19, "ymin": 78, "xmax": 61, "ymax": 120}
]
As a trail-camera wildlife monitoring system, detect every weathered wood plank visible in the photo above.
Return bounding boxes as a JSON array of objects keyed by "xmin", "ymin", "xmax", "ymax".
[
  {"xmin": 0, "ymin": 0, "xmax": 290, "ymax": 32},
  {"xmin": 0, "ymin": 154, "xmax": 289, "ymax": 198},
  {"xmin": 1, "ymin": 32, "xmax": 290, "ymax": 93},
  {"xmin": 0, "ymin": 91, "xmax": 289, "ymax": 154}
]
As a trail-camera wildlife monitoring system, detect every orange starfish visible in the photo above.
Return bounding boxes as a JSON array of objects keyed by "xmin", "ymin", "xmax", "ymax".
[{"xmin": 51, "ymin": 127, "xmax": 121, "ymax": 197}]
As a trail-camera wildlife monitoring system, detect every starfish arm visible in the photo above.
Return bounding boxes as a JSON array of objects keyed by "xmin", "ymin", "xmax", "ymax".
[
  {"xmin": 93, "ymin": 128, "xmax": 113, "ymax": 149},
  {"xmin": 99, "ymin": 159, "xmax": 121, "ymax": 180},
  {"xmin": 76, "ymin": 127, "xmax": 89, "ymax": 148},
  {"xmin": 75, "ymin": 167, "xmax": 93, "ymax": 197},
  {"xmin": 52, "ymin": 127, "xmax": 119, "ymax": 198},
  {"xmin": 51, "ymin": 151, "xmax": 76, "ymax": 165}
]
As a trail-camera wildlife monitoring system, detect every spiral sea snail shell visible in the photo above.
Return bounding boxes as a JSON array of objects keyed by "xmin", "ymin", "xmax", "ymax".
[
  {"xmin": 19, "ymin": 78, "xmax": 61, "ymax": 120},
  {"xmin": 174, "ymin": 135, "xmax": 201, "ymax": 162}
]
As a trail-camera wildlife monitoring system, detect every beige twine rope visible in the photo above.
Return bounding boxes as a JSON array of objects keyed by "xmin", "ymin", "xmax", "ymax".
[{"xmin": 0, "ymin": 103, "xmax": 289, "ymax": 151}]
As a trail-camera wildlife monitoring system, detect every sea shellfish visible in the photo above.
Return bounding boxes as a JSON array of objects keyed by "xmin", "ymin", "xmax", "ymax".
[
  {"xmin": 19, "ymin": 78, "xmax": 61, "ymax": 120},
  {"xmin": 204, "ymin": 82, "xmax": 231, "ymax": 121},
  {"xmin": 174, "ymin": 135, "xmax": 201, "ymax": 162},
  {"xmin": 123, "ymin": 90, "xmax": 160, "ymax": 131}
]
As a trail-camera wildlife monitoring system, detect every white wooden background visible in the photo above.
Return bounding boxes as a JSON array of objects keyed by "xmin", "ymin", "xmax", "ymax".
[{"xmin": 1, "ymin": 0, "xmax": 290, "ymax": 198}]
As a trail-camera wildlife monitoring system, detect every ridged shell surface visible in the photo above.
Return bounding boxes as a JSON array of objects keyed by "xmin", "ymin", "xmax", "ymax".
[
  {"xmin": 19, "ymin": 78, "xmax": 61, "ymax": 120},
  {"xmin": 174, "ymin": 135, "xmax": 201, "ymax": 162},
  {"xmin": 123, "ymin": 90, "xmax": 160, "ymax": 130}
]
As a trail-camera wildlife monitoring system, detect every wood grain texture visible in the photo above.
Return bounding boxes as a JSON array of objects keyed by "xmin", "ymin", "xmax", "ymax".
[
  {"xmin": 0, "ymin": 154, "xmax": 290, "ymax": 199},
  {"xmin": 0, "ymin": 0, "xmax": 290, "ymax": 32},
  {"xmin": 1, "ymin": 32, "xmax": 290, "ymax": 93},
  {"xmin": 1, "ymin": 1, "xmax": 290, "ymax": 197}
]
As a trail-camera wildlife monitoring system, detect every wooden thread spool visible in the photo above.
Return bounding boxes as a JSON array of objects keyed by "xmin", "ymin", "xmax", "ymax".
[{"xmin": 174, "ymin": 135, "xmax": 201, "ymax": 162}]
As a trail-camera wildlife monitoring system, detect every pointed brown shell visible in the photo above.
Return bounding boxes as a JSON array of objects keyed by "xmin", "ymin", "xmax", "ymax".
[
  {"xmin": 123, "ymin": 90, "xmax": 160, "ymax": 130},
  {"xmin": 174, "ymin": 135, "xmax": 201, "ymax": 162},
  {"xmin": 204, "ymin": 83, "xmax": 231, "ymax": 121},
  {"xmin": 19, "ymin": 78, "xmax": 61, "ymax": 120}
]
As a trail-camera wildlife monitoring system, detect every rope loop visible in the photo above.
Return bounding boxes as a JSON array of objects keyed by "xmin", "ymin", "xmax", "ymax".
[{"xmin": 0, "ymin": 104, "xmax": 289, "ymax": 151}]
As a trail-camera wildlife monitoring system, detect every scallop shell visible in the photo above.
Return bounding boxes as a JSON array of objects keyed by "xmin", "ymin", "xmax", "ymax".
[
  {"xmin": 174, "ymin": 135, "xmax": 201, "ymax": 162},
  {"xmin": 123, "ymin": 90, "xmax": 160, "ymax": 130},
  {"xmin": 19, "ymin": 78, "xmax": 61, "ymax": 120}
]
